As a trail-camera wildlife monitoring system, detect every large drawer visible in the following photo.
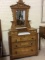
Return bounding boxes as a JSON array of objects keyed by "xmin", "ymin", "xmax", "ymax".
[
  {"xmin": 12, "ymin": 40, "xmax": 36, "ymax": 48},
  {"xmin": 12, "ymin": 47, "xmax": 36, "ymax": 56},
  {"xmin": 11, "ymin": 35, "xmax": 36, "ymax": 43}
]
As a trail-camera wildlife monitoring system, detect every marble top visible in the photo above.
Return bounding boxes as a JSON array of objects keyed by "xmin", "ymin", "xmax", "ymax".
[{"xmin": 18, "ymin": 32, "xmax": 30, "ymax": 35}]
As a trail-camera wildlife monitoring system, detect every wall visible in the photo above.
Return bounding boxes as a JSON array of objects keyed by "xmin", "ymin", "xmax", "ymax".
[{"xmin": 0, "ymin": 0, "xmax": 45, "ymax": 55}]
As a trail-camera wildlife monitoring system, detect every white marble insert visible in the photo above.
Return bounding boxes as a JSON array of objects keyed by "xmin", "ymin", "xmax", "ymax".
[{"xmin": 18, "ymin": 32, "xmax": 30, "ymax": 35}]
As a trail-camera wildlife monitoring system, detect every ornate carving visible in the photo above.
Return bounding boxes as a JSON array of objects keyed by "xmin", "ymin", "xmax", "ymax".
[{"xmin": 18, "ymin": 0, "xmax": 23, "ymax": 2}]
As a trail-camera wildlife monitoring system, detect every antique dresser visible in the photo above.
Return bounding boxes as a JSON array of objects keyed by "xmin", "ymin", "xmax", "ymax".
[
  {"xmin": 39, "ymin": 26, "xmax": 45, "ymax": 50},
  {"xmin": 8, "ymin": 0, "xmax": 38, "ymax": 60}
]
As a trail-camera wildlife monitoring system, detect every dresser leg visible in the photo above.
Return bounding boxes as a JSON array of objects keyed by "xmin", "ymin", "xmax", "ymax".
[
  {"xmin": 39, "ymin": 36, "xmax": 41, "ymax": 50},
  {"xmin": 10, "ymin": 56, "xmax": 13, "ymax": 60}
]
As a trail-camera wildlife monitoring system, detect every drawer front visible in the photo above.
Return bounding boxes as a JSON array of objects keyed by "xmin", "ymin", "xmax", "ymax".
[
  {"xmin": 11, "ymin": 35, "xmax": 36, "ymax": 43},
  {"xmin": 20, "ymin": 35, "xmax": 36, "ymax": 41},
  {"xmin": 12, "ymin": 40, "xmax": 36, "ymax": 48},
  {"xmin": 12, "ymin": 47, "xmax": 36, "ymax": 55},
  {"xmin": 11, "ymin": 36, "xmax": 20, "ymax": 42}
]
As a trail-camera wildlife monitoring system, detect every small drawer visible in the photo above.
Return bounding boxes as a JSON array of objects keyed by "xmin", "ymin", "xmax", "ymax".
[
  {"xmin": 11, "ymin": 36, "xmax": 20, "ymax": 42},
  {"xmin": 20, "ymin": 35, "xmax": 36, "ymax": 41},
  {"xmin": 28, "ymin": 35, "xmax": 36, "ymax": 40},
  {"xmin": 12, "ymin": 43, "xmax": 21, "ymax": 48}
]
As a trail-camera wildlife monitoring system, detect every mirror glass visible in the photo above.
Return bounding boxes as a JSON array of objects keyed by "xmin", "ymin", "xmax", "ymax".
[{"xmin": 16, "ymin": 10, "xmax": 25, "ymax": 25}]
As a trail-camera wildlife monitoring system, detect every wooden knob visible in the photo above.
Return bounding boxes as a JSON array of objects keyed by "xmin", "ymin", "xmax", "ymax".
[
  {"xmin": 31, "ymin": 49, "xmax": 33, "ymax": 51},
  {"xmin": 30, "ymin": 42, "xmax": 33, "ymax": 47},
  {"xmin": 31, "ymin": 42, "xmax": 33, "ymax": 45},
  {"xmin": 16, "ymin": 45, "xmax": 17, "ymax": 47},
  {"xmin": 15, "ymin": 51, "xmax": 17, "ymax": 54},
  {"xmin": 32, "ymin": 38, "xmax": 33, "ymax": 39}
]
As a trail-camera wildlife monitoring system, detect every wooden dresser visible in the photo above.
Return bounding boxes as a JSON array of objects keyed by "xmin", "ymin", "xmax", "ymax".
[
  {"xmin": 9, "ymin": 28, "xmax": 38, "ymax": 59},
  {"xmin": 8, "ymin": 0, "xmax": 38, "ymax": 60},
  {"xmin": 39, "ymin": 26, "xmax": 45, "ymax": 50}
]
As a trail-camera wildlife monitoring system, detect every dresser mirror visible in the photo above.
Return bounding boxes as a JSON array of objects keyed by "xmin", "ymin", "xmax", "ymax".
[
  {"xmin": 10, "ymin": 0, "xmax": 31, "ymax": 28},
  {"xmin": 16, "ymin": 10, "xmax": 25, "ymax": 25}
]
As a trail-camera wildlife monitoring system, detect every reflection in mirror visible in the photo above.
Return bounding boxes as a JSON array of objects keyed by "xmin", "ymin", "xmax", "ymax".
[{"xmin": 16, "ymin": 10, "xmax": 25, "ymax": 25}]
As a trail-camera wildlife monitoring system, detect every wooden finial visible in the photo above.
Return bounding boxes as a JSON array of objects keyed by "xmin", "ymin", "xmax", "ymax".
[
  {"xmin": 18, "ymin": 0, "xmax": 23, "ymax": 3},
  {"xmin": 18, "ymin": 0, "xmax": 23, "ymax": 2}
]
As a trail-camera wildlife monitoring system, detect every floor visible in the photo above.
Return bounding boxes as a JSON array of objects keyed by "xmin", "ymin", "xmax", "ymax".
[{"xmin": 0, "ymin": 38, "xmax": 45, "ymax": 60}]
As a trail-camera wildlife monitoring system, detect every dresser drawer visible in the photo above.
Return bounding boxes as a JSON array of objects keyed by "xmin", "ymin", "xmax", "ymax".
[
  {"xmin": 11, "ymin": 35, "xmax": 36, "ymax": 43},
  {"xmin": 12, "ymin": 47, "xmax": 36, "ymax": 56},
  {"xmin": 20, "ymin": 35, "xmax": 36, "ymax": 41},
  {"xmin": 12, "ymin": 40, "xmax": 36, "ymax": 48},
  {"xmin": 11, "ymin": 36, "xmax": 20, "ymax": 42}
]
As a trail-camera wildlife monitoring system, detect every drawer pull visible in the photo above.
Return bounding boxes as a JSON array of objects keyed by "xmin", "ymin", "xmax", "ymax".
[
  {"xmin": 32, "ymin": 38, "xmax": 34, "ymax": 39},
  {"xmin": 16, "ymin": 45, "xmax": 17, "ymax": 47},
  {"xmin": 31, "ymin": 43, "xmax": 33, "ymax": 45},
  {"xmin": 31, "ymin": 49, "xmax": 33, "ymax": 51},
  {"xmin": 15, "ymin": 51, "xmax": 17, "ymax": 54}
]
